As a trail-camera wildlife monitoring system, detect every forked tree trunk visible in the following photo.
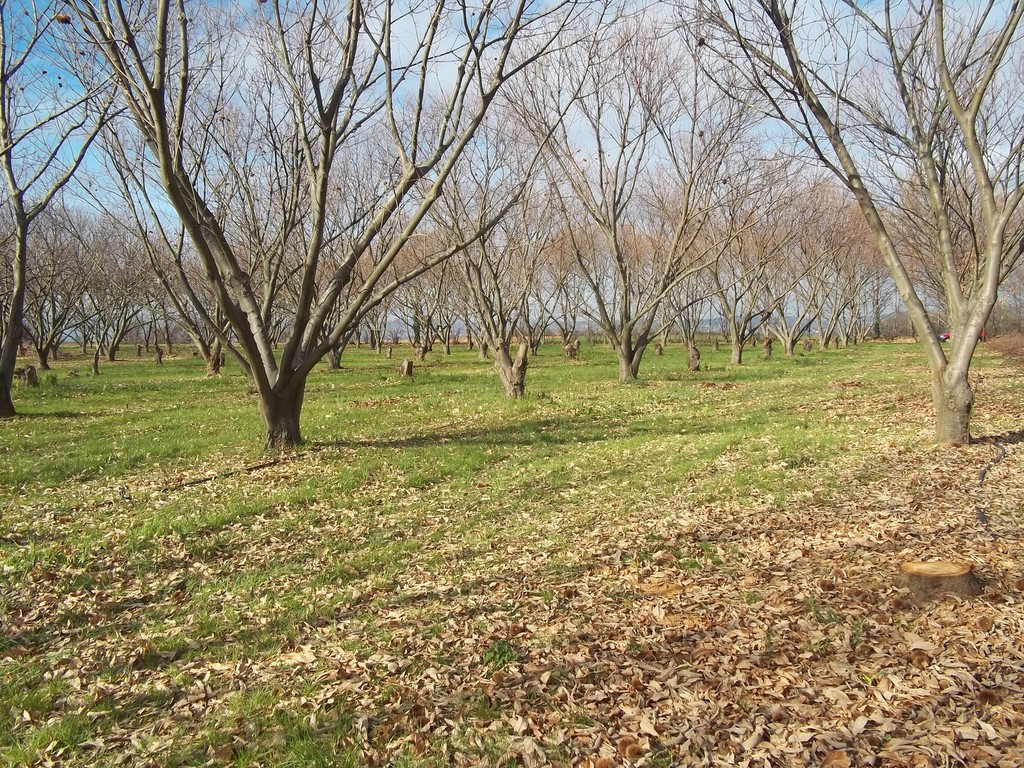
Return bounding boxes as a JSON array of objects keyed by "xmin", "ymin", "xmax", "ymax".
[
  {"xmin": 731, "ymin": 339, "xmax": 743, "ymax": 365},
  {"xmin": 36, "ymin": 347, "xmax": 51, "ymax": 370},
  {"xmin": 616, "ymin": 342, "xmax": 647, "ymax": 383},
  {"xmin": 931, "ymin": 369, "xmax": 973, "ymax": 445},
  {"xmin": 494, "ymin": 342, "xmax": 529, "ymax": 398},
  {"xmin": 260, "ymin": 388, "xmax": 305, "ymax": 450}
]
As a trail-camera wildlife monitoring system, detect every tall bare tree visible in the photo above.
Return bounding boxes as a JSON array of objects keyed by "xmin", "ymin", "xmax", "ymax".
[
  {"xmin": 21, "ymin": 203, "xmax": 92, "ymax": 368},
  {"xmin": 0, "ymin": 0, "xmax": 111, "ymax": 415},
  {"xmin": 70, "ymin": 0, "xmax": 594, "ymax": 447},
  {"xmin": 521, "ymin": 12, "xmax": 748, "ymax": 381},
  {"xmin": 705, "ymin": 0, "xmax": 1024, "ymax": 443},
  {"xmin": 434, "ymin": 127, "xmax": 557, "ymax": 397}
]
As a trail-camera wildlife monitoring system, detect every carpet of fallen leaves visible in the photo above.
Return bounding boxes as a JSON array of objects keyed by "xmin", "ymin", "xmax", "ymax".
[{"xmin": 2, "ymin": 353, "xmax": 1023, "ymax": 767}]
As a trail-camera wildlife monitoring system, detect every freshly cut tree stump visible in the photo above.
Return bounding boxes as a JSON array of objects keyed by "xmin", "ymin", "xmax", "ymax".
[{"xmin": 899, "ymin": 561, "xmax": 982, "ymax": 597}]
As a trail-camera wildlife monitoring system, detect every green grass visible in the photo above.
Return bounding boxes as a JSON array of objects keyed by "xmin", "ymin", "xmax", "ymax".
[{"xmin": 0, "ymin": 339, "xmax": 1019, "ymax": 767}]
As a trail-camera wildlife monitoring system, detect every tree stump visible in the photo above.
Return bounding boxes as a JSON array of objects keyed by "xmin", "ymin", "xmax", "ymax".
[
  {"xmin": 802, "ymin": 338, "xmax": 813, "ymax": 352},
  {"xmin": 763, "ymin": 337, "xmax": 773, "ymax": 359},
  {"xmin": 899, "ymin": 561, "xmax": 982, "ymax": 597},
  {"xmin": 386, "ymin": 346, "xmax": 393, "ymax": 359},
  {"xmin": 655, "ymin": 342, "xmax": 664, "ymax": 356},
  {"xmin": 398, "ymin": 358, "xmax": 414, "ymax": 378},
  {"xmin": 155, "ymin": 347, "xmax": 164, "ymax": 364},
  {"xmin": 24, "ymin": 366, "xmax": 39, "ymax": 387},
  {"xmin": 713, "ymin": 339, "xmax": 720, "ymax": 352},
  {"xmin": 136, "ymin": 344, "xmax": 143, "ymax": 357}
]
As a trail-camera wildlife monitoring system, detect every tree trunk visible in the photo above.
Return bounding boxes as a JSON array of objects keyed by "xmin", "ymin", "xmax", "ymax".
[
  {"xmin": 494, "ymin": 342, "xmax": 529, "ymax": 398},
  {"xmin": 36, "ymin": 347, "xmax": 51, "ymax": 370},
  {"xmin": 617, "ymin": 343, "xmax": 646, "ymax": 383},
  {"xmin": 327, "ymin": 347, "xmax": 342, "ymax": 369},
  {"xmin": 731, "ymin": 339, "xmax": 743, "ymax": 365},
  {"xmin": 784, "ymin": 338, "xmax": 796, "ymax": 356},
  {"xmin": 92, "ymin": 347, "xmax": 101, "ymax": 375},
  {"xmin": 0, "ymin": 227, "xmax": 28, "ymax": 418},
  {"xmin": 106, "ymin": 345, "xmax": 118, "ymax": 362},
  {"xmin": 205, "ymin": 340, "xmax": 223, "ymax": 376},
  {"xmin": 478, "ymin": 340, "xmax": 489, "ymax": 360},
  {"xmin": 0, "ymin": 378, "xmax": 13, "ymax": 418},
  {"xmin": 260, "ymin": 389, "xmax": 305, "ymax": 450},
  {"xmin": 931, "ymin": 370, "xmax": 973, "ymax": 445},
  {"xmin": 687, "ymin": 346, "xmax": 701, "ymax": 372}
]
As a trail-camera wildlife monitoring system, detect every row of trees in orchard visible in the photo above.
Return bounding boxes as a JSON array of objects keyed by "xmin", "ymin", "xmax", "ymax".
[{"xmin": 2, "ymin": 0, "xmax": 1022, "ymax": 447}]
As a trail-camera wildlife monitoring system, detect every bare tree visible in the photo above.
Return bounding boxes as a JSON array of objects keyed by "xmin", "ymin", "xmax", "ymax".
[
  {"xmin": 79, "ymin": 218, "xmax": 149, "ymax": 362},
  {"xmin": 521, "ymin": 12, "xmax": 741, "ymax": 381},
  {"xmin": 767, "ymin": 192, "xmax": 869, "ymax": 355},
  {"xmin": 535, "ymin": 231, "xmax": 589, "ymax": 347},
  {"xmin": 434, "ymin": 127, "xmax": 557, "ymax": 397},
  {"xmin": 70, "ymin": 0, "xmax": 594, "ymax": 448},
  {"xmin": 707, "ymin": 159, "xmax": 804, "ymax": 364},
  {"xmin": 21, "ymin": 203, "xmax": 91, "ymax": 368},
  {"xmin": 706, "ymin": 0, "xmax": 1024, "ymax": 443},
  {"xmin": 0, "ymin": 0, "xmax": 111, "ymax": 415}
]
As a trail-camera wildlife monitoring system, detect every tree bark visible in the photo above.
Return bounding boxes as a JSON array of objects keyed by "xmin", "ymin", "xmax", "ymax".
[
  {"xmin": 731, "ymin": 340, "xmax": 743, "ymax": 365},
  {"xmin": 327, "ymin": 347, "xmax": 342, "ymax": 369},
  {"xmin": 0, "ymin": 229, "xmax": 28, "ymax": 418},
  {"xmin": 494, "ymin": 342, "xmax": 529, "ymax": 398},
  {"xmin": 931, "ymin": 370, "xmax": 973, "ymax": 445},
  {"xmin": 899, "ymin": 561, "xmax": 982, "ymax": 597},
  {"xmin": 205, "ymin": 340, "xmax": 223, "ymax": 377},
  {"xmin": 0, "ymin": 378, "xmax": 12, "ymax": 417},
  {"xmin": 687, "ymin": 345, "xmax": 701, "ymax": 372},
  {"xmin": 260, "ymin": 389, "xmax": 305, "ymax": 450},
  {"xmin": 617, "ymin": 343, "xmax": 647, "ymax": 383}
]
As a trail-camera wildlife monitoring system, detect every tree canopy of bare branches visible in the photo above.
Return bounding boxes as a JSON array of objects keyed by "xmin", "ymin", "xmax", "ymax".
[{"xmin": 703, "ymin": 0, "xmax": 1024, "ymax": 443}]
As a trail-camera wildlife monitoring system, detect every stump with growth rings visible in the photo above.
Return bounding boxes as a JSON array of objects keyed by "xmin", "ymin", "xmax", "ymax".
[{"xmin": 899, "ymin": 561, "xmax": 982, "ymax": 597}]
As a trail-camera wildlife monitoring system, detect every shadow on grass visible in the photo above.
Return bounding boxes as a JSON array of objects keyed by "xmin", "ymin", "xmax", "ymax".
[
  {"xmin": 7, "ymin": 410, "xmax": 84, "ymax": 419},
  {"xmin": 315, "ymin": 414, "xmax": 720, "ymax": 454}
]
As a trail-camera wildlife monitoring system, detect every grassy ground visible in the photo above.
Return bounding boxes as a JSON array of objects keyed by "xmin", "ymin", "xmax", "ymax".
[{"xmin": 1, "ymin": 341, "xmax": 1022, "ymax": 767}]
